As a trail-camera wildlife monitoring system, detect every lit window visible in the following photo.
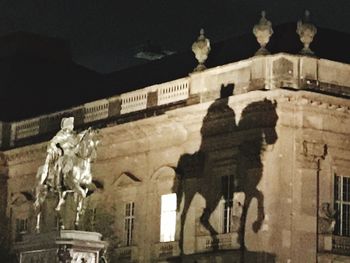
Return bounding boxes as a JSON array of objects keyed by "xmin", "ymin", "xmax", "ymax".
[
  {"xmin": 160, "ymin": 193, "xmax": 177, "ymax": 242},
  {"xmin": 221, "ymin": 175, "xmax": 233, "ymax": 234},
  {"xmin": 334, "ymin": 175, "xmax": 350, "ymax": 236},
  {"xmin": 124, "ymin": 202, "xmax": 135, "ymax": 246}
]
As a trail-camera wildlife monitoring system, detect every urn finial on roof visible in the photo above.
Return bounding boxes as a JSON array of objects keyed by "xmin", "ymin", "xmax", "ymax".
[
  {"xmin": 253, "ymin": 10, "xmax": 273, "ymax": 56},
  {"xmin": 192, "ymin": 28, "xmax": 211, "ymax": 72},
  {"xmin": 297, "ymin": 10, "xmax": 317, "ymax": 56}
]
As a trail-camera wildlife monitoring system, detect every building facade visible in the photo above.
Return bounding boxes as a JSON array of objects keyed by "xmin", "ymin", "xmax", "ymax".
[{"xmin": 1, "ymin": 53, "xmax": 350, "ymax": 262}]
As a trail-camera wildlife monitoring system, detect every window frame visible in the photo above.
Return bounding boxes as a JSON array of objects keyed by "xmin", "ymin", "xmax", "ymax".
[
  {"xmin": 15, "ymin": 218, "xmax": 28, "ymax": 242},
  {"xmin": 220, "ymin": 175, "xmax": 233, "ymax": 234},
  {"xmin": 124, "ymin": 201, "xmax": 135, "ymax": 246},
  {"xmin": 334, "ymin": 174, "xmax": 350, "ymax": 237}
]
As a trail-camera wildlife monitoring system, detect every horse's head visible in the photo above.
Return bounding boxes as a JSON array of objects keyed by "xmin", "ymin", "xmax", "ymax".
[
  {"xmin": 261, "ymin": 99, "xmax": 278, "ymax": 145},
  {"xmin": 238, "ymin": 99, "xmax": 278, "ymax": 146},
  {"xmin": 256, "ymin": 99, "xmax": 278, "ymax": 146},
  {"xmin": 77, "ymin": 128, "xmax": 100, "ymax": 161}
]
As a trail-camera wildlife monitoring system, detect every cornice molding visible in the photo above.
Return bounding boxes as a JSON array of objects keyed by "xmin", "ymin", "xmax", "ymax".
[{"xmin": 2, "ymin": 89, "xmax": 350, "ymax": 165}]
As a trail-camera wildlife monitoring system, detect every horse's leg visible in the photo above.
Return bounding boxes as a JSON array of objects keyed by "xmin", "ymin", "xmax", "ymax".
[
  {"xmin": 199, "ymin": 197, "xmax": 220, "ymax": 250},
  {"xmin": 199, "ymin": 207, "xmax": 219, "ymax": 235},
  {"xmin": 72, "ymin": 167, "xmax": 88, "ymax": 198},
  {"xmin": 251, "ymin": 188, "xmax": 265, "ymax": 233},
  {"xmin": 179, "ymin": 189, "xmax": 194, "ymax": 255},
  {"xmin": 238, "ymin": 194, "xmax": 252, "ymax": 250},
  {"xmin": 74, "ymin": 193, "xmax": 85, "ymax": 229},
  {"xmin": 34, "ymin": 185, "xmax": 47, "ymax": 233},
  {"xmin": 34, "ymin": 198, "xmax": 43, "ymax": 233},
  {"xmin": 55, "ymin": 190, "xmax": 68, "ymax": 211},
  {"xmin": 56, "ymin": 209, "xmax": 64, "ymax": 230},
  {"xmin": 35, "ymin": 211, "xmax": 41, "ymax": 233},
  {"xmin": 34, "ymin": 187, "xmax": 41, "ymax": 233},
  {"xmin": 69, "ymin": 175, "xmax": 86, "ymax": 229}
]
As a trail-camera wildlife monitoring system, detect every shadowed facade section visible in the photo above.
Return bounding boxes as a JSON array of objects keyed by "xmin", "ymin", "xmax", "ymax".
[{"xmin": 173, "ymin": 86, "xmax": 278, "ymax": 261}]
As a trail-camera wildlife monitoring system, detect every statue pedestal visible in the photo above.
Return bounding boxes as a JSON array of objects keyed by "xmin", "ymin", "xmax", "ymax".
[{"xmin": 14, "ymin": 230, "xmax": 106, "ymax": 263}]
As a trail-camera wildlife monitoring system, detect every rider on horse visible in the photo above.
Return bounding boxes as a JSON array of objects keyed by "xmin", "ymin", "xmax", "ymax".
[
  {"xmin": 34, "ymin": 117, "xmax": 98, "ymax": 231},
  {"xmin": 39, "ymin": 117, "xmax": 82, "ymax": 190}
]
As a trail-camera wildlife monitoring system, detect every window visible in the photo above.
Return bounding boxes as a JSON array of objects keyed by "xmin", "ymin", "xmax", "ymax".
[
  {"xmin": 221, "ymin": 175, "xmax": 233, "ymax": 234},
  {"xmin": 124, "ymin": 202, "xmax": 135, "ymax": 246},
  {"xmin": 334, "ymin": 175, "xmax": 350, "ymax": 236},
  {"xmin": 15, "ymin": 218, "xmax": 28, "ymax": 241},
  {"xmin": 16, "ymin": 218, "xmax": 28, "ymax": 234},
  {"xmin": 222, "ymin": 201, "xmax": 232, "ymax": 234},
  {"xmin": 160, "ymin": 193, "xmax": 177, "ymax": 242}
]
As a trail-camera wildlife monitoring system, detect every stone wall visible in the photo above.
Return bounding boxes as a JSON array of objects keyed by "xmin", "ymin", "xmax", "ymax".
[{"xmin": 3, "ymin": 88, "xmax": 350, "ymax": 262}]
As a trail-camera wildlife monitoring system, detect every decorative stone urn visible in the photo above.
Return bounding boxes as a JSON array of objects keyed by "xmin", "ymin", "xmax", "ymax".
[
  {"xmin": 297, "ymin": 10, "xmax": 317, "ymax": 56},
  {"xmin": 192, "ymin": 29, "xmax": 211, "ymax": 72},
  {"xmin": 253, "ymin": 11, "xmax": 273, "ymax": 56}
]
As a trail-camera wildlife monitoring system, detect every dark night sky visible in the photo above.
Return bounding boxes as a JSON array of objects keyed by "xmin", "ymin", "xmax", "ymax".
[
  {"xmin": 1, "ymin": 0, "xmax": 350, "ymax": 121},
  {"xmin": 0, "ymin": 0, "xmax": 349, "ymax": 73}
]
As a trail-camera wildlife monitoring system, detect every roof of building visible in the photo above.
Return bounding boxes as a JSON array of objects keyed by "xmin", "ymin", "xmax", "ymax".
[{"xmin": 2, "ymin": 22, "xmax": 350, "ymax": 122}]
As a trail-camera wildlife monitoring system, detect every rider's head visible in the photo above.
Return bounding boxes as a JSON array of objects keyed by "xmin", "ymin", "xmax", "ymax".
[{"xmin": 61, "ymin": 117, "xmax": 74, "ymax": 131}]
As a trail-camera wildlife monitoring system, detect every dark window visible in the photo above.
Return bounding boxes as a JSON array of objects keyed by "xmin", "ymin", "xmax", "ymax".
[
  {"xmin": 221, "ymin": 175, "xmax": 233, "ymax": 234},
  {"xmin": 124, "ymin": 202, "xmax": 135, "ymax": 246},
  {"xmin": 334, "ymin": 175, "xmax": 350, "ymax": 236},
  {"xmin": 15, "ymin": 218, "xmax": 28, "ymax": 241}
]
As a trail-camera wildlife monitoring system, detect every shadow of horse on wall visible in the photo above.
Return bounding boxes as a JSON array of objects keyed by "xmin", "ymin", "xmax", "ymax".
[{"xmin": 173, "ymin": 92, "xmax": 278, "ymax": 254}]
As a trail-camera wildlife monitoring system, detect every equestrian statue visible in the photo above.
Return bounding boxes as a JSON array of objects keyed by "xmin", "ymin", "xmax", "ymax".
[{"xmin": 34, "ymin": 117, "xmax": 100, "ymax": 232}]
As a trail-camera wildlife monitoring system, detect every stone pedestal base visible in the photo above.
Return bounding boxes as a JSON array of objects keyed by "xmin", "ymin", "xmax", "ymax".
[{"xmin": 14, "ymin": 230, "xmax": 106, "ymax": 263}]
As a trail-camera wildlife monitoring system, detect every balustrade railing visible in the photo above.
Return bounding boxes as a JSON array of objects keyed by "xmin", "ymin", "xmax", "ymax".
[
  {"xmin": 7, "ymin": 77, "xmax": 190, "ymax": 146},
  {"xmin": 13, "ymin": 118, "xmax": 40, "ymax": 141},
  {"xmin": 84, "ymin": 99, "xmax": 109, "ymax": 123},
  {"xmin": 120, "ymin": 90, "xmax": 148, "ymax": 114},
  {"xmin": 154, "ymin": 241, "xmax": 180, "ymax": 258},
  {"xmin": 114, "ymin": 246, "xmax": 137, "ymax": 261},
  {"xmin": 157, "ymin": 78, "xmax": 189, "ymax": 106},
  {"xmin": 196, "ymin": 233, "xmax": 239, "ymax": 252}
]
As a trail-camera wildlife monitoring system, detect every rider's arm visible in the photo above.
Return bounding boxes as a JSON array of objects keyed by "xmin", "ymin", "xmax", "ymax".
[{"xmin": 47, "ymin": 133, "xmax": 64, "ymax": 155}]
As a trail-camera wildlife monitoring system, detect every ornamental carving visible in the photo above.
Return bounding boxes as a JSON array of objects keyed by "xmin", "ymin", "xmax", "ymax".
[{"xmin": 318, "ymin": 202, "xmax": 336, "ymax": 234}]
